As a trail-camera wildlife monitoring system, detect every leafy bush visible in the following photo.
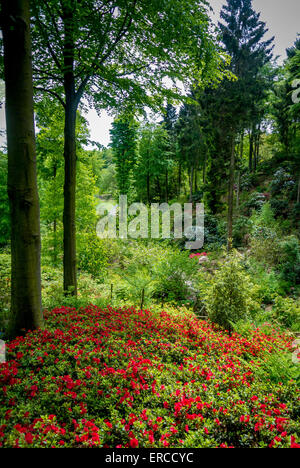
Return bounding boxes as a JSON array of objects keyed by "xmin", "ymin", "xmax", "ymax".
[
  {"xmin": 270, "ymin": 168, "xmax": 295, "ymax": 197},
  {"xmin": 242, "ymin": 193, "xmax": 267, "ymax": 215},
  {"xmin": 0, "ymin": 153, "xmax": 10, "ymax": 247},
  {"xmin": 250, "ymin": 232, "xmax": 280, "ymax": 267},
  {"xmin": 77, "ymin": 233, "xmax": 111, "ymax": 281},
  {"xmin": 272, "ymin": 296, "xmax": 300, "ymax": 332},
  {"xmin": 153, "ymin": 248, "xmax": 199, "ymax": 303},
  {"xmin": 252, "ymin": 350, "xmax": 300, "ymax": 385},
  {"xmin": 233, "ymin": 216, "xmax": 253, "ymax": 247},
  {"xmin": 247, "ymin": 261, "xmax": 289, "ymax": 303},
  {"xmin": 0, "ymin": 253, "xmax": 11, "ymax": 337},
  {"xmin": 277, "ymin": 236, "xmax": 300, "ymax": 286},
  {"xmin": 204, "ymin": 253, "xmax": 259, "ymax": 332},
  {"xmin": 41, "ymin": 265, "xmax": 109, "ymax": 311},
  {"xmin": 270, "ymin": 199, "xmax": 290, "ymax": 218}
]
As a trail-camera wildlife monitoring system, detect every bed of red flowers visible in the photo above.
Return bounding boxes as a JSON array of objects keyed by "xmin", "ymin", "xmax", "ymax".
[{"xmin": 0, "ymin": 305, "xmax": 299, "ymax": 448}]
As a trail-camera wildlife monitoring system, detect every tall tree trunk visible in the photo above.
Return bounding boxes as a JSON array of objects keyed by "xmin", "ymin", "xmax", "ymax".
[
  {"xmin": 194, "ymin": 167, "xmax": 198, "ymax": 193},
  {"xmin": 147, "ymin": 171, "xmax": 150, "ymax": 204},
  {"xmin": 2, "ymin": 0, "xmax": 43, "ymax": 336},
  {"xmin": 249, "ymin": 130, "xmax": 254, "ymax": 172},
  {"xmin": 62, "ymin": 3, "xmax": 77, "ymax": 295},
  {"xmin": 156, "ymin": 177, "xmax": 161, "ymax": 201},
  {"xmin": 178, "ymin": 163, "xmax": 182, "ymax": 196},
  {"xmin": 254, "ymin": 128, "xmax": 260, "ymax": 171},
  {"xmin": 297, "ymin": 174, "xmax": 300, "ymax": 204},
  {"xmin": 165, "ymin": 169, "xmax": 169, "ymax": 203},
  {"xmin": 53, "ymin": 165, "xmax": 58, "ymax": 266},
  {"xmin": 227, "ymin": 137, "xmax": 235, "ymax": 252},
  {"xmin": 236, "ymin": 170, "xmax": 240, "ymax": 211},
  {"xmin": 189, "ymin": 166, "xmax": 194, "ymax": 202}
]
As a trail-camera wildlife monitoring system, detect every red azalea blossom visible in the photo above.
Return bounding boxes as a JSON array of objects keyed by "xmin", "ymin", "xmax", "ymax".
[{"xmin": 0, "ymin": 305, "xmax": 298, "ymax": 448}]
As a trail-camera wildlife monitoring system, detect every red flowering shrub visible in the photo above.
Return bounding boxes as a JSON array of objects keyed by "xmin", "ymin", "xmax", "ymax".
[{"xmin": 0, "ymin": 305, "xmax": 299, "ymax": 448}]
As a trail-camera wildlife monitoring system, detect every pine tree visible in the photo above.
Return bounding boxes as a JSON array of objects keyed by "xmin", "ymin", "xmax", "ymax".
[{"xmin": 110, "ymin": 117, "xmax": 138, "ymax": 199}]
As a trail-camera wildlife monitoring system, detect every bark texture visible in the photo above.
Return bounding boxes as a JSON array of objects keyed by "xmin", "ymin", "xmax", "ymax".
[{"xmin": 2, "ymin": 0, "xmax": 44, "ymax": 336}]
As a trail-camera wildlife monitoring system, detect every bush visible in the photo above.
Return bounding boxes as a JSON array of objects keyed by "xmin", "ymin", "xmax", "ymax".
[
  {"xmin": 77, "ymin": 233, "xmax": 114, "ymax": 281},
  {"xmin": 153, "ymin": 248, "xmax": 199, "ymax": 303},
  {"xmin": 0, "ymin": 253, "xmax": 11, "ymax": 337},
  {"xmin": 204, "ymin": 253, "xmax": 259, "ymax": 332},
  {"xmin": 247, "ymin": 261, "xmax": 289, "ymax": 303},
  {"xmin": 233, "ymin": 216, "xmax": 253, "ymax": 247},
  {"xmin": 250, "ymin": 232, "xmax": 280, "ymax": 267},
  {"xmin": 276, "ymin": 236, "xmax": 300, "ymax": 286},
  {"xmin": 272, "ymin": 296, "xmax": 300, "ymax": 332},
  {"xmin": 242, "ymin": 193, "xmax": 267, "ymax": 215},
  {"xmin": 270, "ymin": 199, "xmax": 290, "ymax": 219},
  {"xmin": 270, "ymin": 168, "xmax": 295, "ymax": 197}
]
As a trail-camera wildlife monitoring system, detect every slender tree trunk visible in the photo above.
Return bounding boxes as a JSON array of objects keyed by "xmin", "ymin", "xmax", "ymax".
[
  {"xmin": 194, "ymin": 167, "xmax": 198, "ymax": 193},
  {"xmin": 178, "ymin": 163, "xmax": 182, "ymax": 196},
  {"xmin": 147, "ymin": 171, "xmax": 150, "ymax": 204},
  {"xmin": 2, "ymin": 0, "xmax": 43, "ymax": 336},
  {"xmin": 297, "ymin": 174, "xmax": 300, "ymax": 204},
  {"xmin": 254, "ymin": 128, "xmax": 260, "ymax": 171},
  {"xmin": 189, "ymin": 166, "xmax": 194, "ymax": 202},
  {"xmin": 53, "ymin": 165, "xmax": 58, "ymax": 266},
  {"xmin": 156, "ymin": 177, "xmax": 161, "ymax": 201},
  {"xmin": 62, "ymin": 3, "xmax": 77, "ymax": 295},
  {"xmin": 165, "ymin": 169, "xmax": 169, "ymax": 203},
  {"xmin": 227, "ymin": 137, "xmax": 235, "ymax": 252},
  {"xmin": 249, "ymin": 130, "xmax": 254, "ymax": 172},
  {"xmin": 236, "ymin": 170, "xmax": 240, "ymax": 211}
]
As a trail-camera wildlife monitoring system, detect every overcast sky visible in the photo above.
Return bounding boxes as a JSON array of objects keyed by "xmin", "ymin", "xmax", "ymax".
[{"xmin": 0, "ymin": 0, "xmax": 299, "ymax": 149}]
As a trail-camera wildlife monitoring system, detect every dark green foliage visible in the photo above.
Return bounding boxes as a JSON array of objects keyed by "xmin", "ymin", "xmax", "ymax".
[
  {"xmin": 0, "ymin": 152, "xmax": 10, "ymax": 246},
  {"xmin": 110, "ymin": 117, "xmax": 138, "ymax": 198},
  {"xmin": 277, "ymin": 236, "xmax": 300, "ymax": 286}
]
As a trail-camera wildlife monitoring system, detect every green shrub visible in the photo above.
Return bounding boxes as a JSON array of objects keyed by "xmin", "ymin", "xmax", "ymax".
[
  {"xmin": 250, "ymin": 234, "xmax": 280, "ymax": 267},
  {"xmin": 270, "ymin": 198, "xmax": 289, "ymax": 218},
  {"xmin": 277, "ymin": 236, "xmax": 300, "ymax": 286},
  {"xmin": 253, "ymin": 350, "xmax": 300, "ymax": 385},
  {"xmin": 77, "ymin": 233, "xmax": 112, "ymax": 281},
  {"xmin": 272, "ymin": 295, "xmax": 300, "ymax": 332},
  {"xmin": 153, "ymin": 248, "xmax": 199, "ymax": 303},
  {"xmin": 247, "ymin": 261, "xmax": 289, "ymax": 303},
  {"xmin": 233, "ymin": 216, "xmax": 253, "ymax": 247},
  {"xmin": 0, "ymin": 253, "xmax": 11, "ymax": 337},
  {"xmin": 204, "ymin": 252, "xmax": 259, "ymax": 332}
]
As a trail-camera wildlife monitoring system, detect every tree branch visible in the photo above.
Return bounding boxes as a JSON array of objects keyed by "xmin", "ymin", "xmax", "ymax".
[{"xmin": 34, "ymin": 87, "xmax": 66, "ymax": 108}]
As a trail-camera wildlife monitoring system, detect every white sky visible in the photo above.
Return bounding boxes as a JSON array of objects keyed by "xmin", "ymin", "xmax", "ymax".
[{"xmin": 0, "ymin": 0, "xmax": 299, "ymax": 149}]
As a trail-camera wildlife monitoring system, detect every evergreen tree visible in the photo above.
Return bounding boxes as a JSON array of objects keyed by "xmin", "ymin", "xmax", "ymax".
[{"xmin": 110, "ymin": 117, "xmax": 138, "ymax": 199}]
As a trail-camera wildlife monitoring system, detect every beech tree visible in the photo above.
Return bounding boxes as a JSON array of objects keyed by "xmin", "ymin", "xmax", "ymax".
[
  {"xmin": 1, "ymin": 0, "xmax": 44, "ymax": 336},
  {"xmin": 31, "ymin": 0, "xmax": 225, "ymax": 295}
]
